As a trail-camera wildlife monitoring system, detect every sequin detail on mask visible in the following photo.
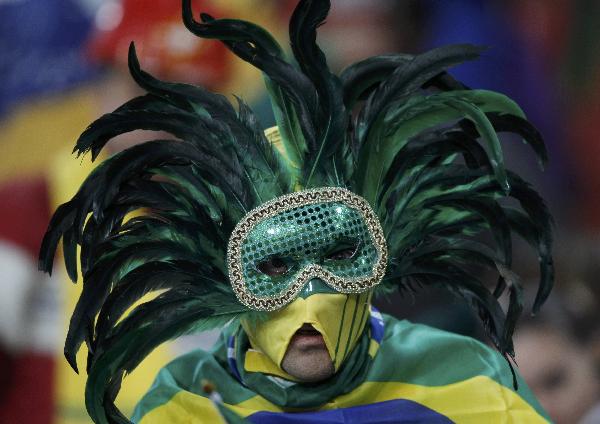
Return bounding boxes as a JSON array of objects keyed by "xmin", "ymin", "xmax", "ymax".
[
  {"xmin": 227, "ymin": 187, "xmax": 388, "ymax": 311},
  {"xmin": 242, "ymin": 203, "xmax": 379, "ymax": 297}
]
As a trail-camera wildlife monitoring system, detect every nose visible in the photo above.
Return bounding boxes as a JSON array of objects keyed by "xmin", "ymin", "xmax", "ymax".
[{"xmin": 298, "ymin": 278, "xmax": 337, "ymax": 299}]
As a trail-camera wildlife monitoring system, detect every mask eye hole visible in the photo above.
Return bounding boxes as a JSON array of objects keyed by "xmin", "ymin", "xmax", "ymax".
[
  {"xmin": 325, "ymin": 242, "xmax": 359, "ymax": 261},
  {"xmin": 257, "ymin": 257, "xmax": 289, "ymax": 276}
]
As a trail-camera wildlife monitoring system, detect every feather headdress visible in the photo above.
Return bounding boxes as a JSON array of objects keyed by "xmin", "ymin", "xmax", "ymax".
[{"xmin": 40, "ymin": 0, "xmax": 553, "ymax": 422}]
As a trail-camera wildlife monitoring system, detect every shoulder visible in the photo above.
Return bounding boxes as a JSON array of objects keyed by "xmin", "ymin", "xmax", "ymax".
[
  {"xmin": 131, "ymin": 350, "xmax": 217, "ymax": 422},
  {"xmin": 366, "ymin": 314, "xmax": 550, "ymax": 422},
  {"xmin": 377, "ymin": 315, "xmax": 510, "ymax": 385},
  {"xmin": 132, "ymin": 330, "xmax": 239, "ymax": 423}
]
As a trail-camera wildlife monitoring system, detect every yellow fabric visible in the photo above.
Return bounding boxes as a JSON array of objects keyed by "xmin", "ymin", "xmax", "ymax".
[
  {"xmin": 264, "ymin": 125, "xmax": 296, "ymax": 170},
  {"xmin": 224, "ymin": 375, "xmax": 548, "ymax": 423},
  {"xmin": 241, "ymin": 291, "xmax": 371, "ymax": 373},
  {"xmin": 264, "ymin": 125, "xmax": 303, "ymax": 191},
  {"xmin": 244, "ymin": 349, "xmax": 298, "ymax": 381},
  {"xmin": 367, "ymin": 339, "xmax": 380, "ymax": 358},
  {"xmin": 138, "ymin": 391, "xmax": 227, "ymax": 424},
  {"xmin": 263, "ymin": 126, "xmax": 282, "ymax": 149}
]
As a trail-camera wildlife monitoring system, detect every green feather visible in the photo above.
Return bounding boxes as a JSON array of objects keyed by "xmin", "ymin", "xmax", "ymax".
[{"xmin": 357, "ymin": 89, "xmax": 525, "ymax": 204}]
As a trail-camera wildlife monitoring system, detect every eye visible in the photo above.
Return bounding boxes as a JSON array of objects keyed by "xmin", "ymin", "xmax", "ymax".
[
  {"xmin": 325, "ymin": 244, "xmax": 358, "ymax": 261},
  {"xmin": 257, "ymin": 257, "xmax": 289, "ymax": 276}
]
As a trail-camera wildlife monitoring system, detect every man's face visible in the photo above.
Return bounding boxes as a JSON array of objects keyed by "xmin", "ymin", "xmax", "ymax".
[
  {"xmin": 241, "ymin": 290, "xmax": 372, "ymax": 382},
  {"xmin": 515, "ymin": 326, "xmax": 600, "ymax": 424},
  {"xmin": 232, "ymin": 188, "xmax": 385, "ymax": 379},
  {"xmin": 281, "ymin": 322, "xmax": 335, "ymax": 382}
]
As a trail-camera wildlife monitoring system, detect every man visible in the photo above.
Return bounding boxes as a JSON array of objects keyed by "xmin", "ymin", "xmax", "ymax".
[
  {"xmin": 514, "ymin": 293, "xmax": 600, "ymax": 424},
  {"xmin": 40, "ymin": 0, "xmax": 554, "ymax": 422}
]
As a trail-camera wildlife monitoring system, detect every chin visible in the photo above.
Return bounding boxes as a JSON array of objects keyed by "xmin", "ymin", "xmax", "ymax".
[{"xmin": 281, "ymin": 342, "xmax": 335, "ymax": 383}]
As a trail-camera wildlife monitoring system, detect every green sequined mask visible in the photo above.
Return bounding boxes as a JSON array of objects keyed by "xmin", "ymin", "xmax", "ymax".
[{"xmin": 227, "ymin": 187, "xmax": 388, "ymax": 311}]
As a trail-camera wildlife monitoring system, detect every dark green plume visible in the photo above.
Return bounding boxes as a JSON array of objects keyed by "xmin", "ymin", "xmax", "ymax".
[{"xmin": 39, "ymin": 0, "xmax": 553, "ymax": 422}]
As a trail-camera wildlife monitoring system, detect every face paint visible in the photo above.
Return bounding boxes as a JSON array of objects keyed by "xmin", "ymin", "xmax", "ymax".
[
  {"xmin": 227, "ymin": 187, "xmax": 387, "ymax": 311},
  {"xmin": 242, "ymin": 290, "xmax": 372, "ymax": 372}
]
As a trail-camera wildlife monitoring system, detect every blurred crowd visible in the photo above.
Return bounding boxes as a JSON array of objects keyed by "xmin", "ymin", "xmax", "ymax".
[{"xmin": 1, "ymin": 1, "xmax": 599, "ymax": 423}]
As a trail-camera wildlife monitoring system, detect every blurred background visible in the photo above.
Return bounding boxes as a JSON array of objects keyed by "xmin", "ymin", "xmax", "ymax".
[{"xmin": 1, "ymin": 0, "xmax": 599, "ymax": 423}]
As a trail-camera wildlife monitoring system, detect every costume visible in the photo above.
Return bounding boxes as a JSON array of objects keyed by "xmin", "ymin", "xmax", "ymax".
[
  {"xmin": 131, "ymin": 312, "xmax": 550, "ymax": 423},
  {"xmin": 40, "ymin": 0, "xmax": 554, "ymax": 423}
]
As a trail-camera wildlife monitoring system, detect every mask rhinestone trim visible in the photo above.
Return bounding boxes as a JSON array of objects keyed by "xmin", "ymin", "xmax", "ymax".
[{"xmin": 227, "ymin": 187, "xmax": 388, "ymax": 311}]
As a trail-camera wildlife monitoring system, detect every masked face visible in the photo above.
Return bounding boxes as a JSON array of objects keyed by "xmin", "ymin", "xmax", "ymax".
[
  {"xmin": 229, "ymin": 187, "xmax": 387, "ymax": 374},
  {"xmin": 242, "ymin": 290, "xmax": 372, "ymax": 373},
  {"xmin": 227, "ymin": 187, "xmax": 387, "ymax": 311}
]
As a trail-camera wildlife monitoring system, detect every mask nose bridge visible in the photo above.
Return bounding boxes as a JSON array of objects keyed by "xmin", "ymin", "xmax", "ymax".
[
  {"xmin": 298, "ymin": 276, "xmax": 337, "ymax": 299},
  {"xmin": 292, "ymin": 241, "xmax": 330, "ymax": 299}
]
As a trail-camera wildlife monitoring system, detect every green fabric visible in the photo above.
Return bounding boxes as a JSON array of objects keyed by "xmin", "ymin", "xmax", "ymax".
[
  {"xmin": 370, "ymin": 321, "xmax": 543, "ymax": 410},
  {"xmin": 131, "ymin": 314, "xmax": 550, "ymax": 422}
]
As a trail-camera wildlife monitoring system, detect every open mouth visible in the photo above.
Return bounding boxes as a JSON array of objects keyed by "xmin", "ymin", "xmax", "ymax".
[
  {"xmin": 296, "ymin": 323, "xmax": 321, "ymax": 336},
  {"xmin": 290, "ymin": 323, "xmax": 327, "ymax": 349}
]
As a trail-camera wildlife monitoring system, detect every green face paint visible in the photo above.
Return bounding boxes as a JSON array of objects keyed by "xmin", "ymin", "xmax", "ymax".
[{"xmin": 227, "ymin": 187, "xmax": 388, "ymax": 311}]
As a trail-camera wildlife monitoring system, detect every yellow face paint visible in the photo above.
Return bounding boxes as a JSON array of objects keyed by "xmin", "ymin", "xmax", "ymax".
[{"xmin": 242, "ymin": 291, "xmax": 372, "ymax": 372}]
